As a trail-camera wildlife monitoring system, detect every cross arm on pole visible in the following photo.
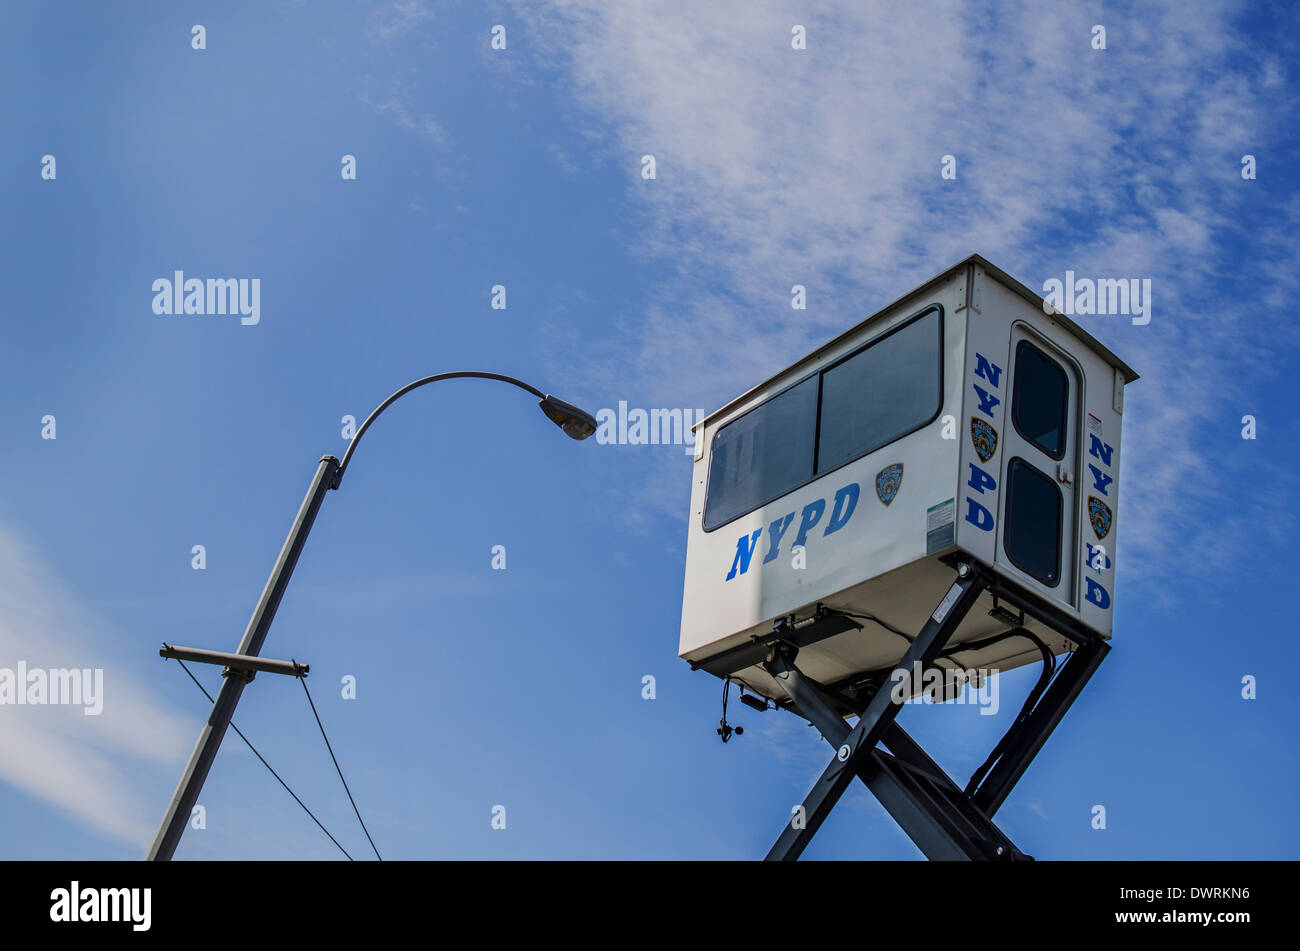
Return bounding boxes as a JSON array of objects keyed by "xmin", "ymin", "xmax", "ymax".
[{"xmin": 160, "ymin": 643, "xmax": 309, "ymax": 679}]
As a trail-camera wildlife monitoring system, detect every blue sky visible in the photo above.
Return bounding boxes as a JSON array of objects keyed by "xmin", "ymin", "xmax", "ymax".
[{"xmin": 0, "ymin": 0, "xmax": 1297, "ymax": 860}]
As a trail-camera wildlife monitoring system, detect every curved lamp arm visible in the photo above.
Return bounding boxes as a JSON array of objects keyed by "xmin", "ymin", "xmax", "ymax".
[{"xmin": 333, "ymin": 371, "xmax": 596, "ymax": 489}]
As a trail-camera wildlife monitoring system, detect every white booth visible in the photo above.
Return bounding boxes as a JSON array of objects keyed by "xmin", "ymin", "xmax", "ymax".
[{"xmin": 680, "ymin": 255, "xmax": 1136, "ymax": 708}]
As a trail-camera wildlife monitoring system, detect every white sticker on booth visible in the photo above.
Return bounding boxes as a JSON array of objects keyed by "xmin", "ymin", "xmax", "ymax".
[
  {"xmin": 931, "ymin": 583, "xmax": 963, "ymax": 623},
  {"xmin": 926, "ymin": 498, "xmax": 955, "ymax": 554}
]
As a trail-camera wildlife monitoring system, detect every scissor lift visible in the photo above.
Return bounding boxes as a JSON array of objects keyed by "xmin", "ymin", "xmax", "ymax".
[{"xmin": 751, "ymin": 557, "xmax": 1108, "ymax": 861}]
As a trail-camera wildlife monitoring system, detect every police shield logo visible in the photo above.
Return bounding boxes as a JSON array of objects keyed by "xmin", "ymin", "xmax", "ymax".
[
  {"xmin": 970, "ymin": 418, "xmax": 998, "ymax": 464},
  {"xmin": 875, "ymin": 463, "xmax": 903, "ymax": 506},
  {"xmin": 1088, "ymin": 496, "xmax": 1112, "ymax": 540}
]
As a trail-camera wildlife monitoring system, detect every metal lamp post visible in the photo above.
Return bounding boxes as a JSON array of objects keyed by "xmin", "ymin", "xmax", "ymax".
[{"xmin": 146, "ymin": 372, "xmax": 597, "ymax": 861}]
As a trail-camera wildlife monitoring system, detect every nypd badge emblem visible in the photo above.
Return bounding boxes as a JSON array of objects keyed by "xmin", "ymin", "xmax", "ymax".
[
  {"xmin": 876, "ymin": 463, "xmax": 903, "ymax": 506},
  {"xmin": 1088, "ymin": 496, "xmax": 1112, "ymax": 540},
  {"xmin": 970, "ymin": 418, "xmax": 998, "ymax": 464}
]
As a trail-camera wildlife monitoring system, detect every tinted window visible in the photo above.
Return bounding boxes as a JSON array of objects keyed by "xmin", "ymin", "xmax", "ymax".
[
  {"xmin": 817, "ymin": 309, "xmax": 942, "ymax": 472},
  {"xmin": 1011, "ymin": 341, "xmax": 1068, "ymax": 459},
  {"xmin": 1003, "ymin": 458, "xmax": 1062, "ymax": 586},
  {"xmin": 703, "ymin": 307, "xmax": 943, "ymax": 531},
  {"xmin": 704, "ymin": 376, "xmax": 817, "ymax": 530}
]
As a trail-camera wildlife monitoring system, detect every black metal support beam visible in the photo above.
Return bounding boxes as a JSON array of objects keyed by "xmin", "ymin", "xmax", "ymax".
[
  {"xmin": 875, "ymin": 723, "xmax": 1027, "ymax": 860},
  {"xmin": 764, "ymin": 565, "xmax": 987, "ymax": 861},
  {"xmin": 763, "ymin": 647, "xmax": 852, "ymax": 745},
  {"xmin": 970, "ymin": 634, "xmax": 1109, "ymax": 816}
]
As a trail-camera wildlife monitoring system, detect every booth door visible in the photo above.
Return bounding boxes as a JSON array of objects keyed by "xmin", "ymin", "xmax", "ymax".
[{"xmin": 997, "ymin": 326, "xmax": 1080, "ymax": 605}]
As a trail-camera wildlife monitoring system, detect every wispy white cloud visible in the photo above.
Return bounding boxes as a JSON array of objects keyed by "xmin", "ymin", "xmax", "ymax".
[
  {"xmin": 0, "ymin": 527, "xmax": 193, "ymax": 849},
  {"xmin": 518, "ymin": 0, "xmax": 1300, "ymax": 586},
  {"xmin": 360, "ymin": 3, "xmax": 449, "ymax": 148},
  {"xmin": 360, "ymin": 78, "xmax": 448, "ymax": 146},
  {"xmin": 367, "ymin": 0, "xmax": 433, "ymax": 43}
]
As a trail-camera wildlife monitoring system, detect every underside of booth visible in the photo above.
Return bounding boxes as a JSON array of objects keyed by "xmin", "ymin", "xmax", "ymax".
[{"xmin": 686, "ymin": 547, "xmax": 1099, "ymax": 715}]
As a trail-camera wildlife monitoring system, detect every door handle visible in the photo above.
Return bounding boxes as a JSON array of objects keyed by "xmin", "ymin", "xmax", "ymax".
[{"xmin": 1057, "ymin": 463, "xmax": 1073, "ymax": 486}]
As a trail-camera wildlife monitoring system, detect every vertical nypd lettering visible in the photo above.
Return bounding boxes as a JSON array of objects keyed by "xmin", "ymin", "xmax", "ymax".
[
  {"xmin": 1088, "ymin": 464, "xmax": 1114, "ymax": 495},
  {"xmin": 964, "ymin": 352, "xmax": 1003, "ymax": 533},
  {"xmin": 973, "ymin": 353, "xmax": 1003, "ymax": 389},
  {"xmin": 1085, "ymin": 542, "xmax": 1111, "ymax": 571},
  {"xmin": 1087, "ymin": 434, "xmax": 1114, "ymax": 466},
  {"xmin": 1084, "ymin": 577, "xmax": 1111, "ymax": 609},
  {"xmin": 971, "ymin": 352, "xmax": 1004, "ymax": 419},
  {"xmin": 1083, "ymin": 435, "xmax": 1115, "ymax": 609},
  {"xmin": 726, "ymin": 529, "xmax": 763, "ymax": 581},
  {"xmin": 964, "ymin": 498, "xmax": 995, "ymax": 531},
  {"xmin": 966, "ymin": 463, "xmax": 996, "ymax": 494},
  {"xmin": 972, "ymin": 385, "xmax": 1000, "ymax": 418}
]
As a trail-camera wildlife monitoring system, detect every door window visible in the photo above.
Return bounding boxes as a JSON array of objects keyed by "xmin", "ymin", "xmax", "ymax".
[
  {"xmin": 1011, "ymin": 340, "xmax": 1068, "ymax": 459},
  {"xmin": 1003, "ymin": 457, "xmax": 1063, "ymax": 586}
]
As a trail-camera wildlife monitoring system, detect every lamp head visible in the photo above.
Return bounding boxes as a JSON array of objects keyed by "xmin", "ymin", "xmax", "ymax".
[{"xmin": 538, "ymin": 395, "xmax": 598, "ymax": 440}]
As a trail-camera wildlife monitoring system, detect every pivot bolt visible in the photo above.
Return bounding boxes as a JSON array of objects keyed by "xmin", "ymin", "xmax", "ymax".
[{"xmin": 837, "ymin": 744, "xmax": 851, "ymax": 762}]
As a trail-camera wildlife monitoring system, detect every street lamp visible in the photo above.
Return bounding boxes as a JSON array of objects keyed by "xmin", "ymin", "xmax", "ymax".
[{"xmin": 147, "ymin": 372, "xmax": 596, "ymax": 861}]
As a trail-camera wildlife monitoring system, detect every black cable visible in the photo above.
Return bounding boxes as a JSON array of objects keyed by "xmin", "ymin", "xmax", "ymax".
[
  {"xmin": 844, "ymin": 616, "xmax": 1061, "ymax": 782},
  {"xmin": 839, "ymin": 610, "xmax": 912, "ymax": 641},
  {"xmin": 296, "ymin": 666, "xmax": 383, "ymax": 861},
  {"xmin": 717, "ymin": 677, "xmax": 743, "ymax": 741},
  {"xmin": 840, "ymin": 610, "xmax": 967, "ymax": 677},
  {"xmin": 171, "ymin": 658, "xmax": 354, "ymax": 861},
  {"xmin": 943, "ymin": 627, "xmax": 1051, "ymax": 662},
  {"xmin": 962, "ymin": 631, "xmax": 1058, "ymax": 797}
]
